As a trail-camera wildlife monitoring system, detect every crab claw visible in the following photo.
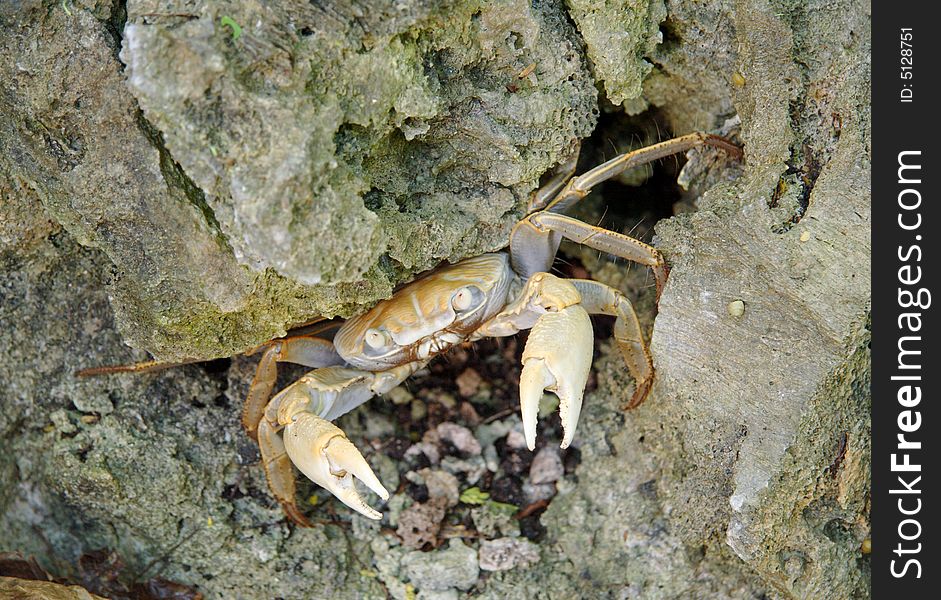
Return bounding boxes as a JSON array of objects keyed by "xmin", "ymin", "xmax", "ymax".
[
  {"xmin": 519, "ymin": 304, "xmax": 593, "ymax": 450},
  {"xmin": 283, "ymin": 412, "xmax": 389, "ymax": 520}
]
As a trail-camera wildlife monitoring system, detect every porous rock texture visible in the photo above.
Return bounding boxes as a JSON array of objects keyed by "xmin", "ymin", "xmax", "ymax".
[
  {"xmin": 3, "ymin": 0, "xmax": 599, "ymax": 360},
  {"xmin": 1, "ymin": 0, "xmax": 870, "ymax": 598}
]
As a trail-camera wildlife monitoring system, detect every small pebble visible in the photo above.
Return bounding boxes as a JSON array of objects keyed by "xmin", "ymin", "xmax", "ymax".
[
  {"xmin": 456, "ymin": 368, "xmax": 483, "ymax": 398},
  {"xmin": 731, "ymin": 71, "xmax": 746, "ymax": 87},
  {"xmin": 411, "ymin": 399, "xmax": 427, "ymax": 421},
  {"xmin": 523, "ymin": 481, "xmax": 557, "ymax": 504},
  {"xmin": 437, "ymin": 422, "xmax": 482, "ymax": 455},
  {"xmin": 409, "ymin": 468, "xmax": 460, "ymax": 507},
  {"xmin": 470, "ymin": 506, "xmax": 520, "ymax": 538},
  {"xmin": 440, "ymin": 456, "xmax": 487, "ymax": 485},
  {"xmin": 363, "ymin": 412, "xmax": 396, "ymax": 438},
  {"xmin": 483, "ymin": 444, "xmax": 500, "ymax": 472},
  {"xmin": 388, "ymin": 386, "xmax": 414, "ymax": 405},
  {"xmin": 396, "ymin": 497, "xmax": 447, "ymax": 550},
  {"xmin": 459, "ymin": 402, "xmax": 481, "ymax": 426},
  {"xmin": 799, "ymin": 230, "xmax": 811, "ymax": 242},
  {"xmin": 505, "ymin": 428, "xmax": 528, "ymax": 450},
  {"xmin": 727, "ymin": 299, "xmax": 746, "ymax": 317},
  {"xmin": 401, "ymin": 539, "xmax": 479, "ymax": 591},
  {"xmin": 385, "ymin": 493, "xmax": 410, "ymax": 527},
  {"xmin": 475, "ymin": 418, "xmax": 516, "ymax": 448},
  {"xmin": 499, "ymin": 446, "xmax": 534, "ymax": 477},
  {"xmin": 405, "ymin": 442, "xmax": 441, "ymax": 465},
  {"xmin": 478, "ymin": 537, "xmax": 540, "ymax": 571},
  {"xmin": 783, "ymin": 553, "xmax": 806, "ymax": 579},
  {"xmin": 529, "ymin": 446, "xmax": 564, "ymax": 484},
  {"xmin": 436, "ymin": 393, "xmax": 457, "ymax": 410}
]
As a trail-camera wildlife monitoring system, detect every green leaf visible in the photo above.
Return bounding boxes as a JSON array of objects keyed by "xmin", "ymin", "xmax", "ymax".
[
  {"xmin": 459, "ymin": 486, "xmax": 490, "ymax": 505},
  {"xmin": 220, "ymin": 16, "xmax": 242, "ymax": 41},
  {"xmin": 486, "ymin": 500, "xmax": 519, "ymax": 514}
]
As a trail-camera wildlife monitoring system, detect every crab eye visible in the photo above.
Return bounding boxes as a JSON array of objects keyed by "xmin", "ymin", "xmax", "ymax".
[
  {"xmin": 451, "ymin": 287, "xmax": 474, "ymax": 311},
  {"xmin": 364, "ymin": 328, "xmax": 389, "ymax": 350}
]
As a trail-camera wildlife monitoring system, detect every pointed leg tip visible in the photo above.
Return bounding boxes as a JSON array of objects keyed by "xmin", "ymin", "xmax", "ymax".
[
  {"xmin": 282, "ymin": 502, "xmax": 313, "ymax": 527},
  {"xmin": 623, "ymin": 378, "xmax": 653, "ymax": 410}
]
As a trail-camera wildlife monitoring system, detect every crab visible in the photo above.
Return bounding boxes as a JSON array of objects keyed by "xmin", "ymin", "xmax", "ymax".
[{"xmin": 233, "ymin": 133, "xmax": 742, "ymax": 524}]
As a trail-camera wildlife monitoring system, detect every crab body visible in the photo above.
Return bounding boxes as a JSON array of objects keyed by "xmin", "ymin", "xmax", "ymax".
[
  {"xmin": 236, "ymin": 133, "xmax": 741, "ymax": 524},
  {"xmin": 335, "ymin": 253, "xmax": 515, "ymax": 369}
]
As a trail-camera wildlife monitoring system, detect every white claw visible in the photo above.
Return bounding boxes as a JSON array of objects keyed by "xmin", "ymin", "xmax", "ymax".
[
  {"xmin": 519, "ymin": 358, "xmax": 554, "ymax": 451},
  {"xmin": 283, "ymin": 412, "xmax": 389, "ymax": 520},
  {"xmin": 518, "ymin": 305, "xmax": 593, "ymax": 450},
  {"xmin": 324, "ymin": 436, "xmax": 390, "ymax": 500}
]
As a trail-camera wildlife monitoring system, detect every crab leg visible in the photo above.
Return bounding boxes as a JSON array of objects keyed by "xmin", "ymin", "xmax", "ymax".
[
  {"xmin": 257, "ymin": 411, "xmax": 311, "ymax": 525},
  {"xmin": 258, "ymin": 363, "xmax": 423, "ymax": 524},
  {"xmin": 543, "ymin": 132, "xmax": 742, "ymax": 215},
  {"xmin": 510, "ymin": 133, "xmax": 741, "ymax": 289},
  {"xmin": 511, "ymin": 212, "xmax": 670, "ymax": 298},
  {"xmin": 527, "ymin": 143, "xmax": 581, "ymax": 212},
  {"xmin": 571, "ymin": 279, "xmax": 654, "ymax": 408},
  {"xmin": 241, "ymin": 336, "xmax": 346, "ymax": 440}
]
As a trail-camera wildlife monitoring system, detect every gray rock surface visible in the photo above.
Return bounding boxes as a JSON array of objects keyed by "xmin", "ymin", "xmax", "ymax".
[
  {"xmin": 651, "ymin": 0, "xmax": 872, "ymax": 594},
  {"xmin": 478, "ymin": 537, "xmax": 540, "ymax": 572},
  {"xmin": 401, "ymin": 540, "xmax": 480, "ymax": 592},
  {"xmin": 1, "ymin": 0, "xmax": 870, "ymax": 599}
]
